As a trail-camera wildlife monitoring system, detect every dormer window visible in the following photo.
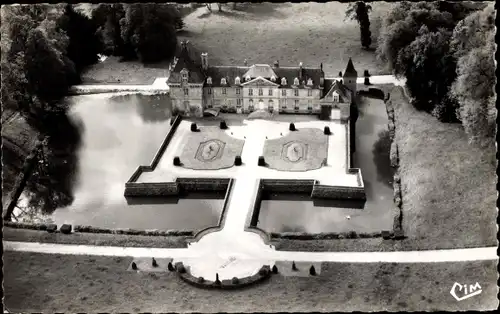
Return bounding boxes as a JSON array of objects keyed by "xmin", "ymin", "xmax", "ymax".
[
  {"xmin": 281, "ymin": 77, "xmax": 287, "ymax": 85},
  {"xmin": 294, "ymin": 77, "xmax": 299, "ymax": 86},
  {"xmin": 270, "ymin": 75, "xmax": 276, "ymax": 82},
  {"xmin": 307, "ymin": 78, "xmax": 313, "ymax": 86},
  {"xmin": 246, "ymin": 75, "xmax": 251, "ymax": 82},
  {"xmin": 221, "ymin": 78, "xmax": 227, "ymax": 85},
  {"xmin": 207, "ymin": 77, "xmax": 212, "ymax": 84},
  {"xmin": 235, "ymin": 76, "xmax": 241, "ymax": 85},
  {"xmin": 181, "ymin": 69, "xmax": 188, "ymax": 81}
]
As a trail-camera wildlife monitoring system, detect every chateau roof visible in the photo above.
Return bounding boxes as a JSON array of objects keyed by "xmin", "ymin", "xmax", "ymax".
[
  {"xmin": 323, "ymin": 79, "xmax": 352, "ymax": 102},
  {"xmin": 344, "ymin": 58, "xmax": 357, "ymax": 77}
]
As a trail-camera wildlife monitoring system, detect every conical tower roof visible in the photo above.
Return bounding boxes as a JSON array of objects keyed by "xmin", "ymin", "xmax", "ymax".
[{"xmin": 344, "ymin": 58, "xmax": 357, "ymax": 77}]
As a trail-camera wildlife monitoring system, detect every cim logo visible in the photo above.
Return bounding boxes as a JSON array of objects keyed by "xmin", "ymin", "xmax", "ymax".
[{"xmin": 450, "ymin": 282, "xmax": 482, "ymax": 301}]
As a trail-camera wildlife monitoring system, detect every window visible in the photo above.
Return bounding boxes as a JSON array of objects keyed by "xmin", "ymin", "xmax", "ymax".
[
  {"xmin": 208, "ymin": 88, "xmax": 212, "ymax": 95},
  {"xmin": 249, "ymin": 89, "xmax": 253, "ymax": 96},
  {"xmin": 307, "ymin": 78, "xmax": 313, "ymax": 86},
  {"xmin": 281, "ymin": 89, "xmax": 286, "ymax": 96},
  {"xmin": 235, "ymin": 77, "xmax": 241, "ymax": 85},
  {"xmin": 294, "ymin": 100, "xmax": 299, "ymax": 110},
  {"xmin": 249, "ymin": 99, "xmax": 254, "ymax": 111},
  {"xmin": 236, "ymin": 88, "xmax": 241, "ymax": 95},
  {"xmin": 268, "ymin": 89, "xmax": 273, "ymax": 96},
  {"xmin": 294, "ymin": 77, "xmax": 299, "ymax": 85},
  {"xmin": 281, "ymin": 77, "xmax": 287, "ymax": 85},
  {"xmin": 281, "ymin": 99, "xmax": 287, "ymax": 109},
  {"xmin": 237, "ymin": 99, "xmax": 242, "ymax": 107},
  {"xmin": 294, "ymin": 89, "xmax": 299, "ymax": 97},
  {"xmin": 308, "ymin": 89, "xmax": 312, "ymax": 96},
  {"xmin": 333, "ymin": 95, "xmax": 339, "ymax": 102},
  {"xmin": 207, "ymin": 77, "xmax": 212, "ymax": 84},
  {"xmin": 182, "ymin": 71, "xmax": 188, "ymax": 80},
  {"xmin": 183, "ymin": 88, "xmax": 189, "ymax": 96},
  {"xmin": 308, "ymin": 100, "xmax": 312, "ymax": 110},
  {"xmin": 222, "ymin": 88, "xmax": 227, "ymax": 95},
  {"xmin": 221, "ymin": 78, "xmax": 227, "ymax": 85},
  {"xmin": 268, "ymin": 100, "xmax": 274, "ymax": 112},
  {"xmin": 259, "ymin": 88, "xmax": 263, "ymax": 96}
]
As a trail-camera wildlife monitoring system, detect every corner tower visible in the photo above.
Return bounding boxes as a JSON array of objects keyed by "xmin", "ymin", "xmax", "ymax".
[{"xmin": 343, "ymin": 58, "xmax": 357, "ymax": 96}]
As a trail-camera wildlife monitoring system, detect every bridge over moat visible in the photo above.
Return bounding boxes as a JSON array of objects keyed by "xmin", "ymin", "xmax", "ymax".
[{"xmin": 124, "ymin": 115, "xmax": 365, "ymax": 281}]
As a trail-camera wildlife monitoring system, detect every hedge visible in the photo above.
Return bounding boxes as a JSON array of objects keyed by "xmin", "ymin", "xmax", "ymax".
[
  {"xmin": 73, "ymin": 225, "xmax": 194, "ymax": 237},
  {"xmin": 270, "ymin": 231, "xmax": 384, "ymax": 240}
]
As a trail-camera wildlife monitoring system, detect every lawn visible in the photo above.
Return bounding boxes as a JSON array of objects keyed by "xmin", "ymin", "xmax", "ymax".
[
  {"xmin": 3, "ymin": 251, "xmax": 497, "ymax": 312},
  {"xmin": 81, "ymin": 2, "xmax": 394, "ymax": 84},
  {"xmin": 3, "ymin": 227, "xmax": 190, "ymax": 248},
  {"xmin": 263, "ymin": 128, "xmax": 328, "ymax": 171},
  {"xmin": 389, "ymin": 86, "xmax": 497, "ymax": 250}
]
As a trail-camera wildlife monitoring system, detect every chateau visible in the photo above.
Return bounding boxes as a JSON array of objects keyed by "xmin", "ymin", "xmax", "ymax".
[{"xmin": 168, "ymin": 41, "xmax": 358, "ymax": 120}]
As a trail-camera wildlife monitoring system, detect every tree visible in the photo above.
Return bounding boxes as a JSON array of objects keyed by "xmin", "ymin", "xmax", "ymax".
[
  {"xmin": 450, "ymin": 7, "xmax": 495, "ymax": 145},
  {"xmin": 206, "ymin": 3, "xmax": 212, "ymax": 12},
  {"xmin": 120, "ymin": 3, "xmax": 178, "ymax": 63},
  {"xmin": 92, "ymin": 3, "xmax": 126, "ymax": 56},
  {"xmin": 217, "ymin": 3, "xmax": 223, "ymax": 12},
  {"xmin": 346, "ymin": 1, "xmax": 372, "ymax": 49}
]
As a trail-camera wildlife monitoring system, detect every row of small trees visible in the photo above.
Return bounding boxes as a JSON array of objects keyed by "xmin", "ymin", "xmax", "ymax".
[{"xmin": 376, "ymin": 1, "xmax": 495, "ymax": 146}]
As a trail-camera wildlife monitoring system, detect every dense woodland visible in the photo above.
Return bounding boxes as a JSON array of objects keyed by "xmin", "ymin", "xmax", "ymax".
[{"xmin": 0, "ymin": 2, "xmax": 496, "ymax": 213}]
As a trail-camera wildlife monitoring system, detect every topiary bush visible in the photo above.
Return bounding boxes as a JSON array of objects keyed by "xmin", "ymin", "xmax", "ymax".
[
  {"xmin": 309, "ymin": 265, "xmax": 317, "ymax": 276},
  {"xmin": 364, "ymin": 69, "xmax": 370, "ymax": 77},
  {"xmin": 60, "ymin": 224, "xmax": 72, "ymax": 234},
  {"xmin": 190, "ymin": 122, "xmax": 197, "ymax": 132},
  {"xmin": 234, "ymin": 155, "xmax": 242, "ymax": 166},
  {"xmin": 258, "ymin": 156, "xmax": 266, "ymax": 166},
  {"xmin": 215, "ymin": 273, "xmax": 221, "ymax": 285},
  {"xmin": 131, "ymin": 262, "xmax": 138, "ymax": 270},
  {"xmin": 364, "ymin": 77, "xmax": 370, "ymax": 85},
  {"xmin": 168, "ymin": 262, "xmax": 175, "ymax": 271},
  {"xmin": 197, "ymin": 276, "xmax": 205, "ymax": 283},
  {"xmin": 339, "ymin": 71, "xmax": 342, "ymax": 77},
  {"xmin": 176, "ymin": 263, "xmax": 186, "ymax": 273},
  {"xmin": 289, "ymin": 122, "xmax": 296, "ymax": 131},
  {"xmin": 152, "ymin": 258, "xmax": 158, "ymax": 267},
  {"xmin": 258, "ymin": 266, "xmax": 269, "ymax": 276},
  {"xmin": 173, "ymin": 156, "xmax": 181, "ymax": 166},
  {"xmin": 324, "ymin": 126, "xmax": 331, "ymax": 135},
  {"xmin": 231, "ymin": 277, "xmax": 239, "ymax": 284},
  {"xmin": 292, "ymin": 261, "xmax": 298, "ymax": 271},
  {"xmin": 46, "ymin": 224, "xmax": 57, "ymax": 233},
  {"xmin": 272, "ymin": 265, "xmax": 278, "ymax": 274},
  {"xmin": 381, "ymin": 230, "xmax": 392, "ymax": 239},
  {"xmin": 220, "ymin": 120, "xmax": 228, "ymax": 129}
]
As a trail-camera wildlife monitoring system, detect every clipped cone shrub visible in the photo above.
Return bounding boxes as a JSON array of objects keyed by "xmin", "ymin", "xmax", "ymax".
[
  {"xmin": 167, "ymin": 262, "xmax": 175, "ymax": 271},
  {"xmin": 364, "ymin": 77, "xmax": 370, "ymax": 85},
  {"xmin": 173, "ymin": 156, "xmax": 181, "ymax": 166},
  {"xmin": 309, "ymin": 265, "xmax": 317, "ymax": 276},
  {"xmin": 258, "ymin": 156, "xmax": 266, "ymax": 166},
  {"xmin": 324, "ymin": 126, "xmax": 331, "ymax": 135},
  {"xmin": 215, "ymin": 273, "xmax": 221, "ymax": 285},
  {"xmin": 197, "ymin": 277, "xmax": 205, "ymax": 283},
  {"xmin": 152, "ymin": 258, "xmax": 158, "ymax": 267},
  {"xmin": 60, "ymin": 224, "xmax": 72, "ymax": 234},
  {"xmin": 220, "ymin": 120, "xmax": 228, "ymax": 129},
  {"xmin": 289, "ymin": 122, "xmax": 296, "ymax": 131},
  {"xmin": 364, "ymin": 69, "xmax": 370, "ymax": 77},
  {"xmin": 131, "ymin": 262, "xmax": 138, "ymax": 270},
  {"xmin": 272, "ymin": 265, "xmax": 278, "ymax": 274},
  {"xmin": 46, "ymin": 224, "xmax": 57, "ymax": 233},
  {"xmin": 190, "ymin": 122, "xmax": 197, "ymax": 132},
  {"xmin": 338, "ymin": 71, "xmax": 342, "ymax": 77},
  {"xmin": 235, "ymin": 155, "xmax": 242, "ymax": 166},
  {"xmin": 231, "ymin": 277, "xmax": 239, "ymax": 284},
  {"xmin": 292, "ymin": 261, "xmax": 298, "ymax": 271}
]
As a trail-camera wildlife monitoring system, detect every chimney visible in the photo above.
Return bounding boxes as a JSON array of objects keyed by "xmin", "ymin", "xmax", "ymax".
[
  {"xmin": 201, "ymin": 52, "xmax": 208, "ymax": 71},
  {"xmin": 299, "ymin": 62, "xmax": 303, "ymax": 79},
  {"xmin": 320, "ymin": 62, "xmax": 323, "ymax": 72},
  {"xmin": 244, "ymin": 59, "xmax": 248, "ymax": 66},
  {"xmin": 274, "ymin": 60, "xmax": 279, "ymax": 68}
]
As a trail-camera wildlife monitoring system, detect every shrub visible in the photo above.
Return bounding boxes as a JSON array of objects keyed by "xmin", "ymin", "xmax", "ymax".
[
  {"xmin": 190, "ymin": 122, "xmax": 197, "ymax": 132},
  {"xmin": 220, "ymin": 120, "xmax": 228, "ymax": 129},
  {"xmin": 309, "ymin": 265, "xmax": 317, "ymax": 276},
  {"xmin": 131, "ymin": 262, "xmax": 138, "ymax": 270},
  {"xmin": 234, "ymin": 155, "xmax": 242, "ymax": 166},
  {"xmin": 167, "ymin": 262, "xmax": 175, "ymax": 271},
  {"xmin": 258, "ymin": 156, "xmax": 266, "ymax": 166},
  {"xmin": 364, "ymin": 77, "xmax": 370, "ymax": 85},
  {"xmin": 197, "ymin": 276, "xmax": 205, "ymax": 283},
  {"xmin": 289, "ymin": 123, "xmax": 296, "ymax": 131},
  {"xmin": 381, "ymin": 230, "xmax": 392, "ymax": 239},
  {"xmin": 231, "ymin": 277, "xmax": 239, "ymax": 284},
  {"xmin": 346, "ymin": 231, "xmax": 358, "ymax": 239},
  {"xmin": 339, "ymin": 71, "xmax": 342, "ymax": 77},
  {"xmin": 291, "ymin": 261, "xmax": 298, "ymax": 271},
  {"xmin": 272, "ymin": 265, "xmax": 278, "ymax": 274},
  {"xmin": 176, "ymin": 263, "xmax": 186, "ymax": 273},
  {"xmin": 173, "ymin": 156, "xmax": 181, "ymax": 166},
  {"xmin": 60, "ymin": 224, "xmax": 72, "ymax": 234},
  {"xmin": 152, "ymin": 258, "xmax": 158, "ymax": 267},
  {"xmin": 258, "ymin": 266, "xmax": 269, "ymax": 276},
  {"xmin": 46, "ymin": 224, "xmax": 57, "ymax": 233},
  {"xmin": 215, "ymin": 273, "xmax": 221, "ymax": 285},
  {"xmin": 364, "ymin": 69, "xmax": 370, "ymax": 77},
  {"xmin": 324, "ymin": 126, "xmax": 331, "ymax": 135}
]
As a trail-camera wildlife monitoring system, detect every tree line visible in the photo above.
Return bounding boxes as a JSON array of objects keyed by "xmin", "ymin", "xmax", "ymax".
[{"xmin": 375, "ymin": 1, "xmax": 495, "ymax": 147}]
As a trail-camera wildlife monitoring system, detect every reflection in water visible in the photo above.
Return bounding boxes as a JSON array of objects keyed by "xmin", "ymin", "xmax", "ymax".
[
  {"xmin": 17, "ymin": 93, "xmax": 223, "ymax": 230},
  {"xmin": 372, "ymin": 129, "xmax": 394, "ymax": 187}
]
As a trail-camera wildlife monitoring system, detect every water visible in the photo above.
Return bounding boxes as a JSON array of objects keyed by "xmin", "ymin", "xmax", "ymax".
[
  {"xmin": 18, "ymin": 93, "xmax": 223, "ymax": 231},
  {"xmin": 257, "ymin": 96, "xmax": 395, "ymax": 233}
]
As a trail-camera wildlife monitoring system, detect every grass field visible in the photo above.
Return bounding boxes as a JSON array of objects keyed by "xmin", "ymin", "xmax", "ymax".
[
  {"xmin": 82, "ymin": 2, "xmax": 394, "ymax": 84},
  {"xmin": 4, "ymin": 251, "xmax": 497, "ymax": 312},
  {"xmin": 3, "ymin": 227, "xmax": 190, "ymax": 248},
  {"xmin": 390, "ymin": 86, "xmax": 497, "ymax": 250}
]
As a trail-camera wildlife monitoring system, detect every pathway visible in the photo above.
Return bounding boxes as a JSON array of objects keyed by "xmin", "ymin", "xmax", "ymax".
[{"xmin": 4, "ymin": 241, "xmax": 497, "ymax": 263}]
